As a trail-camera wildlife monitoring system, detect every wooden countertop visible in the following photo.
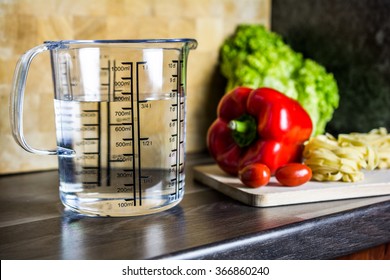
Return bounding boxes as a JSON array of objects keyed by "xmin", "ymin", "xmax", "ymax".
[{"xmin": 1, "ymin": 154, "xmax": 389, "ymax": 260}]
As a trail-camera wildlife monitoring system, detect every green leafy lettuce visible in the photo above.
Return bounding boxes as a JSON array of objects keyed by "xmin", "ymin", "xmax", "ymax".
[{"xmin": 220, "ymin": 24, "xmax": 339, "ymax": 135}]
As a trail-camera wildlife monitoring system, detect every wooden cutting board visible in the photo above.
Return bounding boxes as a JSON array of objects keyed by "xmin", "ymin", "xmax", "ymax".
[{"xmin": 193, "ymin": 164, "xmax": 390, "ymax": 207}]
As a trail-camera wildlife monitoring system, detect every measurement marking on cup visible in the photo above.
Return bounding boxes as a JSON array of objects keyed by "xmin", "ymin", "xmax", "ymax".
[
  {"xmin": 97, "ymin": 102, "xmax": 102, "ymax": 187},
  {"xmin": 82, "ymin": 181, "xmax": 99, "ymax": 185},
  {"xmin": 115, "ymin": 110, "xmax": 131, "ymax": 116},
  {"xmin": 136, "ymin": 61, "xmax": 147, "ymax": 206},
  {"xmin": 127, "ymin": 61, "xmax": 136, "ymax": 206},
  {"xmin": 174, "ymin": 59, "xmax": 182, "ymax": 200},
  {"xmin": 118, "ymin": 201, "xmax": 134, "ymax": 207},
  {"xmin": 106, "ymin": 101, "xmax": 111, "ymax": 186},
  {"xmin": 109, "ymin": 123, "xmax": 132, "ymax": 127}
]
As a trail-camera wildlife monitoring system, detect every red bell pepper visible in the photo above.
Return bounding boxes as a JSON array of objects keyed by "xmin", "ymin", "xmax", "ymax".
[{"xmin": 207, "ymin": 87, "xmax": 313, "ymax": 175}]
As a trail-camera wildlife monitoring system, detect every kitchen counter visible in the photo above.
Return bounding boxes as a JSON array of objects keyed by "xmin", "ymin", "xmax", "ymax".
[{"xmin": 1, "ymin": 153, "xmax": 389, "ymax": 260}]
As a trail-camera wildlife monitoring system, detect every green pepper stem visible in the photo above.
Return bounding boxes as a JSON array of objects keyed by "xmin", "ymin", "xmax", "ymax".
[
  {"xmin": 228, "ymin": 119, "xmax": 249, "ymax": 133},
  {"xmin": 228, "ymin": 115, "xmax": 257, "ymax": 148}
]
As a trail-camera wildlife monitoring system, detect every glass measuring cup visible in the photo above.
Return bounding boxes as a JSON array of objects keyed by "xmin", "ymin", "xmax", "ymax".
[{"xmin": 10, "ymin": 39, "xmax": 197, "ymax": 217}]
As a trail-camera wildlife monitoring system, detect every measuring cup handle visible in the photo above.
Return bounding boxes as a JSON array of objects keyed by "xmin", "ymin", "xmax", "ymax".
[{"xmin": 9, "ymin": 43, "xmax": 57, "ymax": 155}]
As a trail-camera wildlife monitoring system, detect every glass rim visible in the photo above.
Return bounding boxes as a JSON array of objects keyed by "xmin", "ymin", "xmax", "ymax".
[{"xmin": 44, "ymin": 38, "xmax": 198, "ymax": 49}]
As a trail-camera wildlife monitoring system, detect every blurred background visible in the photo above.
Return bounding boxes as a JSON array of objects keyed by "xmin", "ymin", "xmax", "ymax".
[{"xmin": 0, "ymin": 0, "xmax": 270, "ymax": 174}]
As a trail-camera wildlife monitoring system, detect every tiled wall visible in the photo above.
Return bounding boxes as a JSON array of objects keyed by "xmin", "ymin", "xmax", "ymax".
[{"xmin": 0, "ymin": 0, "xmax": 271, "ymax": 174}]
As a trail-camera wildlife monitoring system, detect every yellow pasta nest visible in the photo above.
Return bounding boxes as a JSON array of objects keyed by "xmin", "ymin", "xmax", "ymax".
[{"xmin": 303, "ymin": 127, "xmax": 390, "ymax": 182}]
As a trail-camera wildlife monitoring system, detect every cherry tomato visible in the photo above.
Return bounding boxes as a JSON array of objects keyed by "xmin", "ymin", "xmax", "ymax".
[
  {"xmin": 275, "ymin": 163, "xmax": 312, "ymax": 186},
  {"xmin": 238, "ymin": 163, "xmax": 270, "ymax": 188}
]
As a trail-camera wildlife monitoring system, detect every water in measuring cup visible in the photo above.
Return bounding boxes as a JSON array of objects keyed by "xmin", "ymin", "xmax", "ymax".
[{"xmin": 54, "ymin": 96, "xmax": 185, "ymax": 216}]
